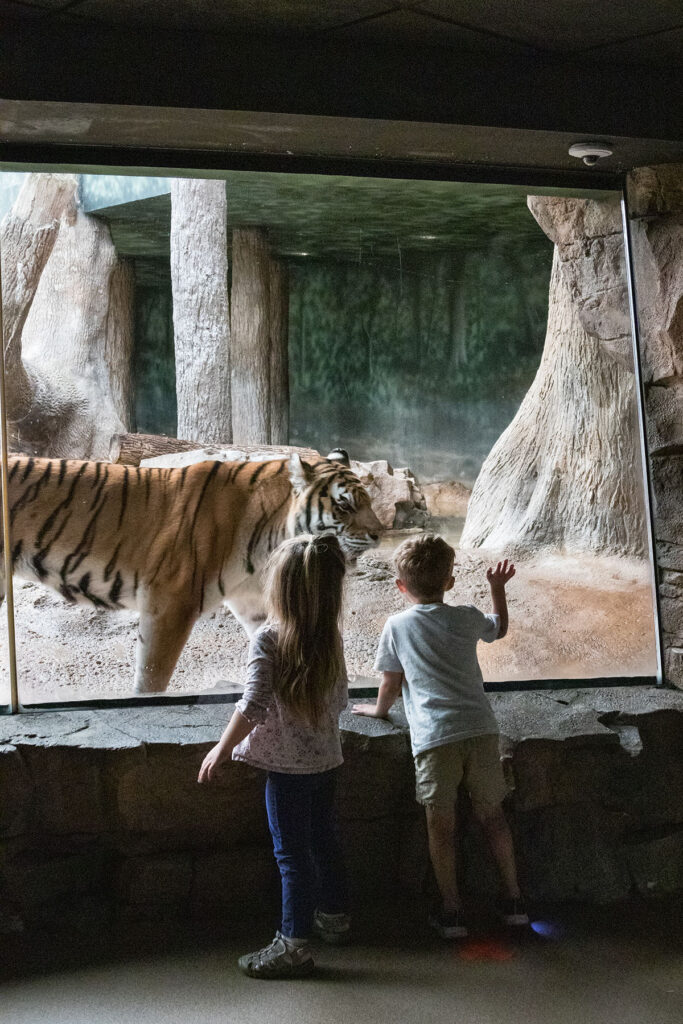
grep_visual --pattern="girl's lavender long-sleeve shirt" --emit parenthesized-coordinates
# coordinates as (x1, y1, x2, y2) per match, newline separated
(233, 624, 349, 774)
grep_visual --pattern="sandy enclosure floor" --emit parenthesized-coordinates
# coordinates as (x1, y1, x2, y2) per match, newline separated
(0, 538, 658, 704)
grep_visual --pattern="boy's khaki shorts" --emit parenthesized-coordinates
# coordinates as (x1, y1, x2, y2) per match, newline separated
(414, 734, 508, 812)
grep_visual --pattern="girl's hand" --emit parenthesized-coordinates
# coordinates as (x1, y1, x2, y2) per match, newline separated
(486, 559, 515, 589)
(198, 743, 230, 784)
(352, 703, 387, 719)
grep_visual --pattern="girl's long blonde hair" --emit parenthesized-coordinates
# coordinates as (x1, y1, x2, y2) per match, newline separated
(264, 533, 346, 726)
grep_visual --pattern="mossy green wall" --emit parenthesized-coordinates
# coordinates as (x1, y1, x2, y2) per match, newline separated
(131, 235, 552, 482)
(288, 240, 552, 481)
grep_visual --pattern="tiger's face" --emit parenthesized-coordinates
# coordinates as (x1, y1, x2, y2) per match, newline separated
(288, 452, 382, 559)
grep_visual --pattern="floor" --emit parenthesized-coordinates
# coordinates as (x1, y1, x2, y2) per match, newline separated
(1, 897, 681, 1024)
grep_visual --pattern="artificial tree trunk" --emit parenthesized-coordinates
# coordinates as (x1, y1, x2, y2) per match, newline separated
(269, 257, 289, 443)
(230, 227, 271, 444)
(3, 173, 134, 459)
(170, 178, 231, 443)
(460, 201, 647, 558)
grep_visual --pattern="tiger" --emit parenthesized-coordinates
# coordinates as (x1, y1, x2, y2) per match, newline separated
(1, 449, 382, 693)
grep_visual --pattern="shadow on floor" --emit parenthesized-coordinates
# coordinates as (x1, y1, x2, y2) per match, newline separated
(1, 895, 681, 1024)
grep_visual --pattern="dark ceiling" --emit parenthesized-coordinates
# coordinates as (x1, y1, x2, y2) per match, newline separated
(2, 0, 682, 65)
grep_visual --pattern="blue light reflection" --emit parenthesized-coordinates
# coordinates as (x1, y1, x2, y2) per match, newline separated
(530, 919, 565, 940)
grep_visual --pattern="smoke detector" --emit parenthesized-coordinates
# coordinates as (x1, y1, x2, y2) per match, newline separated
(568, 142, 613, 167)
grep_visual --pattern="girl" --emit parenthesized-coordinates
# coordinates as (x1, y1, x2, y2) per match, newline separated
(198, 533, 350, 979)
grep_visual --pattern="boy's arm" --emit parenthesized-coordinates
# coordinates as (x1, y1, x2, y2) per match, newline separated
(486, 559, 515, 639)
(352, 671, 403, 719)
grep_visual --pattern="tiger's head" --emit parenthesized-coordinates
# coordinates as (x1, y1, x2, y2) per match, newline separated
(287, 451, 382, 560)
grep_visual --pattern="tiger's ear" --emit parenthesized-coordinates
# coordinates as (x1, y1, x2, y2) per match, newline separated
(326, 447, 350, 468)
(288, 453, 315, 495)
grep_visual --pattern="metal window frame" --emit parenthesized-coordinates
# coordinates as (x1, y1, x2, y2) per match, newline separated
(0, 146, 664, 714)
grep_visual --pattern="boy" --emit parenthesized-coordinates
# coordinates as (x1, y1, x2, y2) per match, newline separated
(353, 533, 527, 938)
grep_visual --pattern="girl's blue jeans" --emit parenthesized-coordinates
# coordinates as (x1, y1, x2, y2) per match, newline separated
(265, 768, 349, 940)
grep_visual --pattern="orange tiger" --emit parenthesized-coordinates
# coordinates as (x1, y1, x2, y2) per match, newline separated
(1, 451, 382, 692)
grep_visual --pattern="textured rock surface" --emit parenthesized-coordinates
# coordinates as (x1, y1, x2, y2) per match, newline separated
(3, 173, 133, 458)
(171, 178, 231, 444)
(1, 687, 681, 927)
(627, 164, 683, 688)
(527, 196, 632, 369)
(349, 459, 427, 530)
(460, 248, 646, 557)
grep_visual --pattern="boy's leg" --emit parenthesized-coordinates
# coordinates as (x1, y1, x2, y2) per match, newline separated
(472, 804, 522, 900)
(424, 803, 460, 912)
(309, 769, 349, 915)
(463, 734, 523, 900)
(265, 772, 316, 940)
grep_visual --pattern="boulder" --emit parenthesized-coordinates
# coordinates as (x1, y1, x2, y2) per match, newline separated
(350, 459, 427, 530)
(422, 480, 471, 518)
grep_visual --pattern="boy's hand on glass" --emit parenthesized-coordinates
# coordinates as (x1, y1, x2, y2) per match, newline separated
(198, 743, 230, 784)
(486, 559, 515, 589)
(352, 703, 387, 718)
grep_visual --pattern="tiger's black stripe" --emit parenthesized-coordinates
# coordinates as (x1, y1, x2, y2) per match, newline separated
(189, 461, 221, 534)
(59, 497, 107, 581)
(104, 541, 122, 582)
(58, 460, 68, 486)
(249, 462, 268, 486)
(36, 463, 87, 548)
(118, 467, 129, 529)
(10, 461, 53, 522)
(90, 463, 109, 511)
(77, 572, 111, 609)
(109, 571, 124, 606)
(21, 458, 35, 482)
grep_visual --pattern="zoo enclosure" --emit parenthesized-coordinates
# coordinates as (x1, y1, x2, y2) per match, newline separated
(0, 153, 669, 713)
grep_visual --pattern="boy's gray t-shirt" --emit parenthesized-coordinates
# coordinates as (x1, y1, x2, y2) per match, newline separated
(374, 603, 500, 755)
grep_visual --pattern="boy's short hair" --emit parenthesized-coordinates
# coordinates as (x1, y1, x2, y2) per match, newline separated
(393, 533, 455, 598)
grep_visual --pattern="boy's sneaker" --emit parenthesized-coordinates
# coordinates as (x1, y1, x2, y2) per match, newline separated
(238, 932, 315, 979)
(428, 907, 468, 939)
(498, 897, 529, 927)
(313, 909, 352, 945)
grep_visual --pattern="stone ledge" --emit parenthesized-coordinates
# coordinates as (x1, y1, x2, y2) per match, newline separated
(3, 686, 681, 752)
(1, 686, 682, 928)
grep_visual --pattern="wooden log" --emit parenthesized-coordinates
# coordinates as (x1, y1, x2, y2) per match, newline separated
(110, 431, 319, 466)
(109, 432, 204, 465)
(171, 178, 231, 443)
(269, 257, 290, 444)
(230, 227, 271, 444)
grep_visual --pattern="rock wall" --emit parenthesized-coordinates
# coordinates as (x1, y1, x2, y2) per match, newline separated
(1, 688, 681, 931)
(627, 164, 683, 689)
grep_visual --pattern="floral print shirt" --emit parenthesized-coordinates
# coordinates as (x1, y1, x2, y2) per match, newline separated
(233, 624, 348, 774)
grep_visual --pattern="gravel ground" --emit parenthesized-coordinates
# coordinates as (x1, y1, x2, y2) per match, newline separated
(0, 539, 657, 704)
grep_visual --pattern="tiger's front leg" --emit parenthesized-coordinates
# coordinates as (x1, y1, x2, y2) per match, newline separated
(224, 575, 268, 637)
(134, 596, 199, 694)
